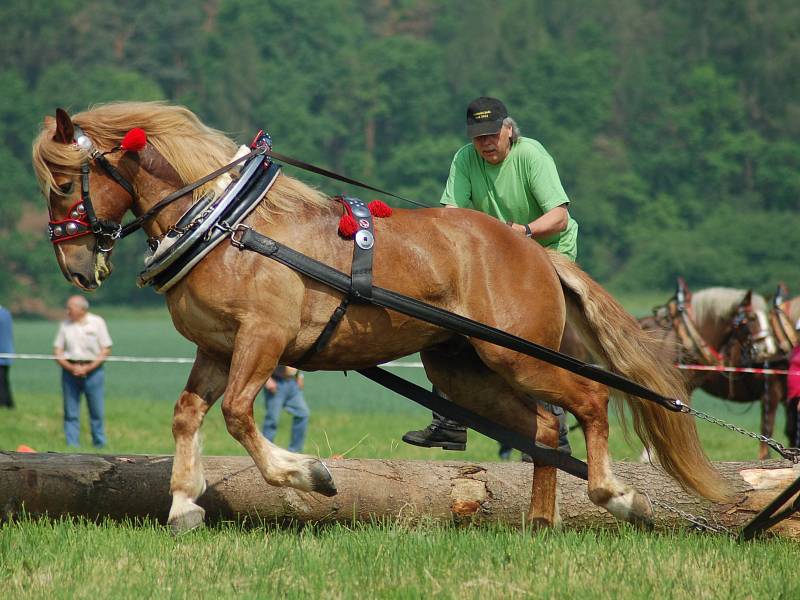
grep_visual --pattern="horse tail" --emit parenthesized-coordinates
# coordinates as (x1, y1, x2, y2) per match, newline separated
(547, 251, 730, 502)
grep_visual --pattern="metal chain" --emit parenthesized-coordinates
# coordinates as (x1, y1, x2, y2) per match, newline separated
(166, 196, 220, 237)
(674, 401, 800, 462)
(646, 494, 733, 536)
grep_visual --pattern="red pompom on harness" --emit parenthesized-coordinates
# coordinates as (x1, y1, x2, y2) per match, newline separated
(120, 128, 147, 152)
(336, 198, 393, 238)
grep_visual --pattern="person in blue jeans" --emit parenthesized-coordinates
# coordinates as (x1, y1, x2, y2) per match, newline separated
(261, 366, 309, 453)
(0, 304, 14, 409)
(53, 296, 112, 448)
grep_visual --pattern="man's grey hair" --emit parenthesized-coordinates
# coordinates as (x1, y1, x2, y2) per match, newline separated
(504, 117, 520, 143)
(68, 295, 89, 310)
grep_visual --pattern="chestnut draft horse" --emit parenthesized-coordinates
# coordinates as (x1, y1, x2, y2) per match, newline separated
(640, 286, 783, 459)
(32, 102, 728, 533)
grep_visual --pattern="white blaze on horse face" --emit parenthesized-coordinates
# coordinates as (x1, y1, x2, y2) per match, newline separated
(753, 310, 777, 358)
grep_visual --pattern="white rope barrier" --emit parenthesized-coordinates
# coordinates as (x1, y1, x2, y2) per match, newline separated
(676, 363, 800, 376)
(0, 353, 423, 368)
(7, 353, 798, 375)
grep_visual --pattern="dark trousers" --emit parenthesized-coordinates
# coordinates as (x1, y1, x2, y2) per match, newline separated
(432, 387, 571, 454)
(0, 365, 13, 408)
(787, 397, 800, 448)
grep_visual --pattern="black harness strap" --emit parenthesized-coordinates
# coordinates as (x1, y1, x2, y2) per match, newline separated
(296, 196, 375, 366)
(338, 196, 375, 300)
(359, 366, 589, 479)
(232, 227, 686, 411)
(295, 296, 352, 367)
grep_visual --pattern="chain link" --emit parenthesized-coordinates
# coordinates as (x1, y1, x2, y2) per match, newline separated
(646, 494, 733, 536)
(676, 403, 800, 462)
(166, 196, 220, 237)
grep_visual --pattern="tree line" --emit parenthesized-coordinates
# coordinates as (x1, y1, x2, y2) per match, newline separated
(2, 0, 799, 313)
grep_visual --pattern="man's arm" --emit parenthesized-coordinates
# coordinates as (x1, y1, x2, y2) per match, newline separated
(440, 150, 472, 208)
(54, 346, 77, 375)
(509, 204, 569, 239)
(73, 346, 110, 377)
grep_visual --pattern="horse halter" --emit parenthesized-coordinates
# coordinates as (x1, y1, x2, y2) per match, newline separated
(48, 124, 136, 251)
(730, 302, 774, 363)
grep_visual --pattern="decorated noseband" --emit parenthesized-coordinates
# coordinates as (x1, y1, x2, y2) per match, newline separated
(48, 198, 92, 243)
(48, 126, 146, 247)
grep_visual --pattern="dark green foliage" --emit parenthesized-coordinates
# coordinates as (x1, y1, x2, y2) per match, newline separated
(3, 0, 800, 310)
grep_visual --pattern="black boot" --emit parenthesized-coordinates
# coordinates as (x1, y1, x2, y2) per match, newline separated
(402, 412, 467, 451)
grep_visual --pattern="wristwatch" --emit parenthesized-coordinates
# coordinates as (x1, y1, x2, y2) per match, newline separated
(524, 223, 533, 238)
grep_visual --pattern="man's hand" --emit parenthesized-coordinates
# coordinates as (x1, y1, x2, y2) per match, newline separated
(509, 222, 532, 237)
(265, 377, 278, 393)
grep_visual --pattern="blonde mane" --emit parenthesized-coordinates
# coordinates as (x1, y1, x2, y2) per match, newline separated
(32, 101, 330, 218)
(691, 287, 767, 328)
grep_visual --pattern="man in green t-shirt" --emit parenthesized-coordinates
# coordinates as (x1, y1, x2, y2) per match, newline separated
(402, 97, 577, 457)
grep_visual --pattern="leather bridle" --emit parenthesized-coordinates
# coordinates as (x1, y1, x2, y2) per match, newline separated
(47, 124, 134, 251)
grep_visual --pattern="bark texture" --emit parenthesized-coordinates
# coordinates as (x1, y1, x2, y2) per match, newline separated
(1, 452, 799, 538)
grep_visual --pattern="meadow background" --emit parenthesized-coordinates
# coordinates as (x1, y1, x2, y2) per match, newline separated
(2, 303, 799, 599)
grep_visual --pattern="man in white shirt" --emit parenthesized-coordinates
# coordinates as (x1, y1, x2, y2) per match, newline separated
(53, 295, 112, 448)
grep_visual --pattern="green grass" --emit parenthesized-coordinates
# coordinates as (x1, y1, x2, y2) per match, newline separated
(2, 517, 799, 599)
(2, 308, 798, 599)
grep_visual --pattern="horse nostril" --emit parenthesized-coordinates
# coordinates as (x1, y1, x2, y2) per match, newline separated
(71, 272, 97, 290)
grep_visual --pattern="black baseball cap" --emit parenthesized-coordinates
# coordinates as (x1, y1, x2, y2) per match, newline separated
(466, 97, 508, 138)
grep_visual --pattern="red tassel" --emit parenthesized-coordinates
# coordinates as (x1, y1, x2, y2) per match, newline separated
(338, 214, 359, 238)
(120, 128, 147, 152)
(368, 200, 392, 217)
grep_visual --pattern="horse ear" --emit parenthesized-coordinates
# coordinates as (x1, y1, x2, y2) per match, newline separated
(676, 277, 692, 301)
(53, 108, 74, 144)
(742, 290, 752, 307)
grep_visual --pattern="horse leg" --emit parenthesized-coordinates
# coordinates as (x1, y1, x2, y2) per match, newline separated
(220, 330, 336, 497)
(759, 377, 782, 460)
(421, 344, 560, 528)
(473, 341, 654, 527)
(528, 402, 561, 528)
(168, 350, 228, 533)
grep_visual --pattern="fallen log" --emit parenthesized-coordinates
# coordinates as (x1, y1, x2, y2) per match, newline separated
(1, 451, 799, 538)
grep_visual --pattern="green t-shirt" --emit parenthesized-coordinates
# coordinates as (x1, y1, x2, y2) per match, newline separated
(440, 137, 578, 260)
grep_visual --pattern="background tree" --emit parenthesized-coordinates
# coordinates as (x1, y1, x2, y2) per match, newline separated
(3, 0, 798, 312)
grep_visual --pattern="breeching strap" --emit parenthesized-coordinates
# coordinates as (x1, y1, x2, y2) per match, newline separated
(233, 227, 687, 413)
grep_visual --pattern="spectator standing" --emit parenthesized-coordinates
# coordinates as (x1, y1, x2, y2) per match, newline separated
(0, 304, 14, 409)
(261, 365, 309, 453)
(53, 296, 112, 448)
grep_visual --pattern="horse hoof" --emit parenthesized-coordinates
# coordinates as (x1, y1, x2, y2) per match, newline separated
(168, 505, 206, 536)
(628, 492, 654, 530)
(309, 460, 337, 497)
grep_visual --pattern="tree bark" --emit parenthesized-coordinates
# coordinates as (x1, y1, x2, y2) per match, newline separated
(2, 451, 799, 538)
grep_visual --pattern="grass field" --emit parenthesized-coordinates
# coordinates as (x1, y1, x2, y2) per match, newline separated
(2, 305, 799, 599)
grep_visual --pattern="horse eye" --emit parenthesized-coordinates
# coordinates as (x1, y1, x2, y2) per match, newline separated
(59, 181, 75, 194)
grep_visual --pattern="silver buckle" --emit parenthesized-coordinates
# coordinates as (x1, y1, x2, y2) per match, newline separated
(230, 224, 251, 249)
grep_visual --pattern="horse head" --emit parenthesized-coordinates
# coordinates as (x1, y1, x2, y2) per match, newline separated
(728, 290, 778, 363)
(33, 108, 140, 290)
(34, 104, 206, 291)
